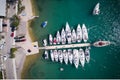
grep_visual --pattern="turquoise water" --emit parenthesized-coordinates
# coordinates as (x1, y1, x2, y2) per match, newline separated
(28, 0, 120, 79)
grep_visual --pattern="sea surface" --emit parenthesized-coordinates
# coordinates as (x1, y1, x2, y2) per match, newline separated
(28, 0, 120, 79)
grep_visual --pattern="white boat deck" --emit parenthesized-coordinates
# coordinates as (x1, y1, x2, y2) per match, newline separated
(39, 43, 91, 50)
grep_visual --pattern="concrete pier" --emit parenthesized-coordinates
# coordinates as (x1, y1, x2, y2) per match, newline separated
(39, 43, 91, 50)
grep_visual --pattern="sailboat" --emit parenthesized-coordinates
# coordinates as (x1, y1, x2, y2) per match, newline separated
(56, 31, 61, 44)
(49, 34, 53, 45)
(65, 22, 72, 44)
(85, 47, 90, 63)
(93, 3, 100, 15)
(68, 49, 73, 64)
(79, 48, 85, 67)
(73, 49, 79, 69)
(76, 24, 82, 42)
(82, 24, 88, 43)
(71, 29, 77, 43)
(61, 28, 66, 44)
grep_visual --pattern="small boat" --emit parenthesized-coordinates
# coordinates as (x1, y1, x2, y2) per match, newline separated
(65, 22, 72, 44)
(53, 37, 57, 45)
(73, 49, 79, 69)
(56, 31, 61, 44)
(71, 29, 77, 43)
(63, 50, 68, 65)
(85, 48, 90, 63)
(43, 39, 47, 46)
(54, 50, 58, 62)
(68, 49, 73, 64)
(76, 24, 82, 42)
(49, 34, 53, 45)
(79, 48, 85, 67)
(93, 40, 111, 47)
(50, 50, 54, 62)
(61, 28, 66, 44)
(93, 3, 100, 15)
(82, 24, 88, 42)
(41, 21, 48, 28)
(58, 50, 63, 63)
(44, 51, 49, 59)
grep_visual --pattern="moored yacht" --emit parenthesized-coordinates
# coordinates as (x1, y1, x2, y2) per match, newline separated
(50, 50, 54, 62)
(41, 21, 48, 28)
(54, 50, 58, 62)
(63, 50, 68, 65)
(53, 37, 57, 45)
(61, 28, 66, 44)
(85, 47, 90, 63)
(65, 22, 72, 44)
(44, 50, 49, 59)
(43, 39, 47, 46)
(49, 34, 53, 45)
(56, 31, 61, 44)
(82, 24, 88, 43)
(93, 3, 100, 15)
(76, 24, 82, 42)
(73, 49, 79, 69)
(71, 29, 77, 43)
(79, 48, 85, 67)
(68, 49, 73, 64)
(58, 50, 63, 63)
(93, 40, 111, 47)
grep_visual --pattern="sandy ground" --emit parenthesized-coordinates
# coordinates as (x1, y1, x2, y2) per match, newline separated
(16, 0, 39, 55)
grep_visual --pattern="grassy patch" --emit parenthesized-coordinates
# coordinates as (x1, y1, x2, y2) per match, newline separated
(10, 48, 17, 58)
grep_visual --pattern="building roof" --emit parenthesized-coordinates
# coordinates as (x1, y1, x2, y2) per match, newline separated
(0, 0, 6, 17)
(0, 19, 3, 32)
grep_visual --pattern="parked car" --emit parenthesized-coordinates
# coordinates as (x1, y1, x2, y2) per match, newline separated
(14, 36, 25, 39)
(11, 26, 17, 32)
(10, 32, 14, 37)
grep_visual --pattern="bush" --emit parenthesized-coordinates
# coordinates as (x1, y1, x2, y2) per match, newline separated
(11, 15, 20, 28)
(10, 48, 17, 58)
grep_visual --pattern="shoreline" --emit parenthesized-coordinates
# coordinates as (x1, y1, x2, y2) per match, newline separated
(20, 0, 40, 79)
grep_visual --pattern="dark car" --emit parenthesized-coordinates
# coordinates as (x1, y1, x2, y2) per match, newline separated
(11, 26, 17, 32)
(14, 36, 25, 39)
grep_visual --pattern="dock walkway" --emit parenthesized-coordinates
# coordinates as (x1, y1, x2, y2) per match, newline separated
(39, 43, 91, 50)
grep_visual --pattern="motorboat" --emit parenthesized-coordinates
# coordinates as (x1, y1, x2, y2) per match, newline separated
(79, 48, 85, 67)
(63, 50, 68, 65)
(71, 29, 77, 43)
(85, 47, 90, 63)
(50, 50, 54, 62)
(76, 24, 82, 42)
(73, 49, 79, 69)
(93, 40, 111, 47)
(68, 49, 73, 64)
(61, 28, 66, 44)
(56, 31, 61, 44)
(43, 39, 47, 46)
(58, 50, 63, 63)
(44, 50, 49, 59)
(41, 21, 48, 28)
(93, 3, 100, 15)
(54, 50, 58, 62)
(53, 37, 57, 45)
(49, 34, 53, 45)
(65, 22, 72, 44)
(82, 24, 88, 42)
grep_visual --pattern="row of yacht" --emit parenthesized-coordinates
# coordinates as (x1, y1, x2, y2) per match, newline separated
(43, 22, 88, 46)
(44, 47, 90, 68)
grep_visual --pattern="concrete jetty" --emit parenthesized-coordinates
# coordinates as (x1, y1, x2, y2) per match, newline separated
(39, 43, 91, 50)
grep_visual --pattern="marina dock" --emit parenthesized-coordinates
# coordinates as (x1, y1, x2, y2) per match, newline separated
(39, 43, 91, 50)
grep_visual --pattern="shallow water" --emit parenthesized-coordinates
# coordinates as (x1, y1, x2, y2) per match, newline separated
(28, 0, 120, 79)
